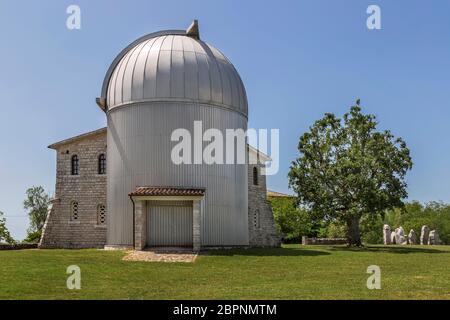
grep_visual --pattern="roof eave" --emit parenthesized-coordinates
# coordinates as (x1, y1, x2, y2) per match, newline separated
(248, 144, 272, 162)
(48, 127, 107, 150)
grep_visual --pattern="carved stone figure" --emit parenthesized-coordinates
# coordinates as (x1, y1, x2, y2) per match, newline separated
(408, 229, 417, 245)
(428, 230, 441, 245)
(397, 226, 408, 245)
(420, 225, 429, 245)
(383, 224, 391, 245)
(390, 231, 397, 244)
(396, 227, 407, 245)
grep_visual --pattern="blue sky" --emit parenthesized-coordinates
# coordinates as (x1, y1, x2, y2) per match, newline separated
(0, 0, 449, 239)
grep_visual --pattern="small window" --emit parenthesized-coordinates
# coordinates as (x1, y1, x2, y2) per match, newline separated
(70, 201, 79, 221)
(98, 154, 106, 175)
(253, 209, 260, 229)
(97, 204, 106, 225)
(253, 166, 258, 185)
(71, 155, 79, 175)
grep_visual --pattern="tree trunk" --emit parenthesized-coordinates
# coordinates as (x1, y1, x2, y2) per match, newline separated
(346, 216, 362, 246)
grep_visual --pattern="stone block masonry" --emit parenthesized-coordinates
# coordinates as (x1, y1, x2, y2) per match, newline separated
(248, 164, 281, 247)
(39, 130, 107, 248)
(133, 200, 147, 250)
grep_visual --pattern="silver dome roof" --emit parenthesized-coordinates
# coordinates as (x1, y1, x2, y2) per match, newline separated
(99, 23, 248, 116)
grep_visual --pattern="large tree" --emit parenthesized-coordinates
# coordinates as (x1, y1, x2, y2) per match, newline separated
(23, 186, 50, 241)
(288, 100, 412, 246)
(0, 211, 15, 244)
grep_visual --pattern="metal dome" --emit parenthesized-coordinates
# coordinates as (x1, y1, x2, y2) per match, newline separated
(98, 22, 248, 116)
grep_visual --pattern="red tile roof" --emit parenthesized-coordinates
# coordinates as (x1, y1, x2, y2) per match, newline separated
(129, 186, 206, 197)
(267, 190, 295, 198)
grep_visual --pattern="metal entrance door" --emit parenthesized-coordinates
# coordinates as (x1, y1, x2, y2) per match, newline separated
(146, 201, 193, 246)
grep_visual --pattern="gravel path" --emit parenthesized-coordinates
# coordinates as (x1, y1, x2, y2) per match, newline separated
(123, 250, 198, 263)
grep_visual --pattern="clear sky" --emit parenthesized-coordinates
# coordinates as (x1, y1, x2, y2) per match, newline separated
(0, 0, 449, 240)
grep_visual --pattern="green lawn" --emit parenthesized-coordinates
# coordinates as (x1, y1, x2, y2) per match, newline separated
(1, 244, 449, 299)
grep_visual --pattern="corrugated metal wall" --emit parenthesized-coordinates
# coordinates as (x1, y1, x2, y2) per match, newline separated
(106, 102, 249, 247)
(147, 201, 193, 246)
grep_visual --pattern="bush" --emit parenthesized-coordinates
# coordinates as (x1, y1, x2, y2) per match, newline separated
(0, 211, 15, 244)
(395, 202, 450, 244)
(22, 230, 42, 244)
(360, 201, 450, 244)
(325, 220, 347, 238)
(360, 214, 384, 244)
(270, 197, 312, 242)
(270, 198, 450, 245)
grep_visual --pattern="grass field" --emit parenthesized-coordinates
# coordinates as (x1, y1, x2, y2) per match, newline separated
(0, 244, 449, 299)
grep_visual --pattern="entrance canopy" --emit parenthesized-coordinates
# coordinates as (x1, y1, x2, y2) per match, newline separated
(129, 187, 205, 251)
(130, 186, 205, 199)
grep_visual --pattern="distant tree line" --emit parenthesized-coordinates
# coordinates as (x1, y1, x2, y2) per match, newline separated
(271, 198, 450, 245)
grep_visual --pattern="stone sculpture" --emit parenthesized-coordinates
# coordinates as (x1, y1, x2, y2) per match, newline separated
(396, 227, 407, 245)
(428, 230, 441, 245)
(420, 225, 429, 245)
(408, 229, 417, 245)
(383, 224, 391, 245)
(382, 226, 440, 246)
(390, 231, 396, 244)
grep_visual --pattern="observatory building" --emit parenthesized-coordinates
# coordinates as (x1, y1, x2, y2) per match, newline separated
(40, 21, 280, 250)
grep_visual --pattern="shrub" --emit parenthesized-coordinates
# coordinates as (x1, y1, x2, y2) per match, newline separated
(22, 230, 42, 244)
(270, 197, 312, 242)
(360, 201, 450, 244)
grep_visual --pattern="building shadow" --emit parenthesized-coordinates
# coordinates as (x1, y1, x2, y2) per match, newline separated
(327, 245, 447, 254)
(204, 247, 330, 257)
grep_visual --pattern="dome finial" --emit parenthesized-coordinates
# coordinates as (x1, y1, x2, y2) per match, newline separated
(186, 20, 200, 40)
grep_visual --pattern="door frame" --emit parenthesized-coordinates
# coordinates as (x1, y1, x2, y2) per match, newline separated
(130, 195, 203, 251)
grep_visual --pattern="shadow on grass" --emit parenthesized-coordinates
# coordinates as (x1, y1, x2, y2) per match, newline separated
(205, 247, 330, 257)
(327, 245, 447, 254)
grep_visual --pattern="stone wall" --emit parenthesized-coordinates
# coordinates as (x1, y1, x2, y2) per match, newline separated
(0, 243, 38, 250)
(39, 131, 107, 248)
(302, 237, 347, 245)
(248, 164, 281, 247)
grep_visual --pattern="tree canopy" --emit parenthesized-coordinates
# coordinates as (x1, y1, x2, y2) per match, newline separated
(288, 100, 413, 246)
(269, 197, 312, 242)
(23, 186, 50, 242)
(0, 211, 15, 244)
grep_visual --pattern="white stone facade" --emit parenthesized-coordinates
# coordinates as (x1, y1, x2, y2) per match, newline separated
(40, 129, 107, 248)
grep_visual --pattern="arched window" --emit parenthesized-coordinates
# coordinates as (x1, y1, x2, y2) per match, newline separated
(253, 209, 260, 229)
(71, 155, 79, 175)
(97, 204, 106, 225)
(70, 201, 79, 221)
(98, 154, 106, 175)
(253, 166, 258, 185)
